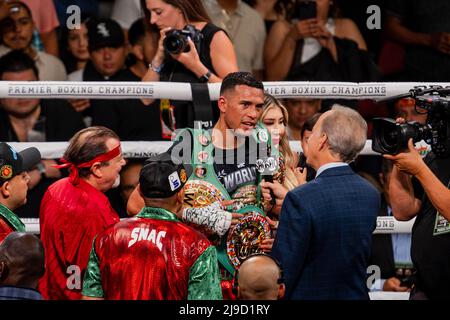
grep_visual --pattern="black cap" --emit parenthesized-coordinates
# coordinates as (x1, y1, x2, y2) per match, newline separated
(139, 152, 192, 198)
(0, 142, 41, 185)
(87, 18, 125, 52)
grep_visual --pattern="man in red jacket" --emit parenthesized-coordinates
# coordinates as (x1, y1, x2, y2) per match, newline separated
(82, 152, 222, 300)
(39, 126, 125, 300)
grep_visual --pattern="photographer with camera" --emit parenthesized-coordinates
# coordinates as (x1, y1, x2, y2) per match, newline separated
(381, 116, 450, 299)
(140, 0, 238, 129)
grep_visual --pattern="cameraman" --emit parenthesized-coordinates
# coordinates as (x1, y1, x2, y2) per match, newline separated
(385, 126, 450, 300)
(140, 0, 238, 129)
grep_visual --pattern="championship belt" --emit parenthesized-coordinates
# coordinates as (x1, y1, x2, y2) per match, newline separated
(225, 205, 272, 270)
(179, 128, 230, 245)
(175, 124, 278, 276)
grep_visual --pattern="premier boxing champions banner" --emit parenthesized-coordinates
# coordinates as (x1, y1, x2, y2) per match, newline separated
(1, 81, 450, 101)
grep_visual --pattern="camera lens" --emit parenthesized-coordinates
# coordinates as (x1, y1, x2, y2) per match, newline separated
(381, 129, 398, 150)
(164, 36, 183, 54)
(372, 118, 400, 154)
(372, 118, 433, 155)
(163, 31, 190, 55)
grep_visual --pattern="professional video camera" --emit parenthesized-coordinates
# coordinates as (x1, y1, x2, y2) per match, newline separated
(163, 25, 203, 55)
(372, 86, 450, 157)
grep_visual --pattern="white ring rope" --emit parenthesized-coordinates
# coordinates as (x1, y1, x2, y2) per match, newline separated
(1, 81, 449, 100)
(22, 216, 414, 235)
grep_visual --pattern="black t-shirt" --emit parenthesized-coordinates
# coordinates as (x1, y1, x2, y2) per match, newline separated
(170, 130, 267, 199)
(411, 153, 450, 299)
(213, 138, 259, 196)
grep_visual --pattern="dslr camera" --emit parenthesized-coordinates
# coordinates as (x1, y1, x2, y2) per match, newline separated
(372, 87, 450, 158)
(163, 25, 203, 55)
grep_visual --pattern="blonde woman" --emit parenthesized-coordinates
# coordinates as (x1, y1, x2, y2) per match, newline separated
(260, 93, 306, 192)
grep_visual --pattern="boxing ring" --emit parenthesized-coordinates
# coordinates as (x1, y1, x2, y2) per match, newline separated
(3, 79, 438, 234)
(5, 80, 442, 300)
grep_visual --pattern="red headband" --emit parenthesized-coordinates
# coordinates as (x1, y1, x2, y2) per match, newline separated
(54, 145, 122, 184)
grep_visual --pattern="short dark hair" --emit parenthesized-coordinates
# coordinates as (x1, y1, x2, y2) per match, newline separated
(220, 72, 264, 95)
(0, 50, 39, 80)
(300, 112, 321, 138)
(128, 18, 146, 46)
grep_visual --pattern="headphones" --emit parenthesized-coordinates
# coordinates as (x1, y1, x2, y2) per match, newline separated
(232, 253, 285, 297)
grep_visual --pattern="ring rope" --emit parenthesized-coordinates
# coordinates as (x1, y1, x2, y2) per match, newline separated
(1, 81, 449, 100)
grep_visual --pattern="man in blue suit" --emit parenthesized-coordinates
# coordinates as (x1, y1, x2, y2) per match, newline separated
(271, 105, 380, 300)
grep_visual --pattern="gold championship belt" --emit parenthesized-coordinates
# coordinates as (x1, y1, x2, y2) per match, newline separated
(183, 180, 226, 208)
(226, 206, 272, 269)
(183, 179, 227, 244)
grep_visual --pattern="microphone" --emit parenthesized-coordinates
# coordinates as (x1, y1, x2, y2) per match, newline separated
(257, 156, 278, 207)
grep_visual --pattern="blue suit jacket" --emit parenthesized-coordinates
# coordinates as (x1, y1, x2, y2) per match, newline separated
(272, 165, 380, 300)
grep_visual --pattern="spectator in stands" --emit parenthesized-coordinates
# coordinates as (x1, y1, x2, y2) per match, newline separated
(141, 0, 238, 129)
(59, 15, 91, 74)
(285, 98, 322, 141)
(369, 159, 414, 292)
(68, 18, 128, 82)
(21, 0, 59, 56)
(0, 232, 45, 300)
(0, 143, 40, 243)
(69, 18, 163, 141)
(127, 18, 159, 79)
(82, 152, 222, 300)
(111, 0, 142, 31)
(119, 160, 144, 207)
(0, 50, 85, 219)
(39, 126, 125, 300)
(67, 17, 128, 123)
(298, 112, 320, 180)
(264, 0, 377, 82)
(202, 0, 266, 78)
(0, 1, 66, 80)
(235, 253, 285, 300)
(385, 0, 450, 81)
(243, 0, 289, 34)
(108, 159, 144, 218)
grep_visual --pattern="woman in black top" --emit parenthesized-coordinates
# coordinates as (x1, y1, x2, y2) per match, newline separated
(140, 0, 238, 129)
